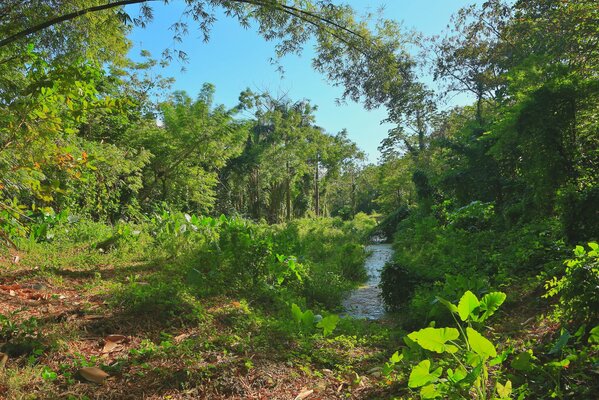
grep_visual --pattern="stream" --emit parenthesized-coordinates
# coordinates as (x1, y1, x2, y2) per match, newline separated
(342, 243, 394, 320)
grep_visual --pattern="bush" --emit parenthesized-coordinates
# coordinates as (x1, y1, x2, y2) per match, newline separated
(544, 242, 599, 326)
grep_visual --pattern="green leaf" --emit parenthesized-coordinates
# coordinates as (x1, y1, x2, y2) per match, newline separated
(389, 351, 403, 364)
(316, 314, 339, 337)
(408, 360, 442, 388)
(466, 327, 496, 358)
(479, 292, 506, 321)
(548, 330, 571, 355)
(420, 383, 441, 399)
(458, 291, 480, 321)
(435, 296, 458, 314)
(496, 380, 512, 399)
(545, 358, 570, 369)
(301, 309, 315, 329)
(489, 349, 511, 366)
(447, 366, 467, 383)
(588, 325, 599, 344)
(511, 350, 534, 371)
(291, 303, 302, 324)
(408, 327, 460, 354)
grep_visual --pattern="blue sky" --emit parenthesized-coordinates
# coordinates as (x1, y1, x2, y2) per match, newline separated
(126, 1, 480, 163)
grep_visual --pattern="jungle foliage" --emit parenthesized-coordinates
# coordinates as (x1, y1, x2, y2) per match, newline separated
(0, 0, 598, 399)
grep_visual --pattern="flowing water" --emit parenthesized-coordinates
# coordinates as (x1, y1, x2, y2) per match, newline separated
(342, 243, 394, 319)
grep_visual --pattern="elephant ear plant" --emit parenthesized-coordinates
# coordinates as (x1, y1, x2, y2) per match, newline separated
(403, 290, 511, 399)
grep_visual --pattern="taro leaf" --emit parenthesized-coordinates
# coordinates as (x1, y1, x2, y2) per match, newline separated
(489, 349, 511, 366)
(291, 303, 303, 325)
(548, 330, 571, 355)
(479, 292, 506, 322)
(467, 327, 497, 358)
(79, 367, 109, 384)
(588, 325, 599, 344)
(511, 350, 534, 371)
(408, 360, 442, 388)
(458, 291, 480, 322)
(408, 327, 459, 354)
(420, 383, 441, 399)
(301, 309, 315, 329)
(447, 366, 467, 383)
(316, 315, 339, 337)
(435, 296, 458, 314)
(496, 380, 512, 399)
(389, 351, 403, 364)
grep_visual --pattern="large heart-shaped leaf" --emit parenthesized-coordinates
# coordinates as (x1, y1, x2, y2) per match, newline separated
(479, 292, 506, 321)
(316, 314, 339, 337)
(467, 327, 496, 358)
(408, 360, 442, 388)
(291, 303, 303, 324)
(496, 380, 512, 399)
(408, 327, 459, 354)
(458, 291, 480, 321)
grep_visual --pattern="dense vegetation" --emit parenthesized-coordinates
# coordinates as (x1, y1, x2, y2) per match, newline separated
(0, 0, 597, 399)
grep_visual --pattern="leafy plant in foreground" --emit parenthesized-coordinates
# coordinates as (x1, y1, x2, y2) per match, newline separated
(403, 290, 509, 399)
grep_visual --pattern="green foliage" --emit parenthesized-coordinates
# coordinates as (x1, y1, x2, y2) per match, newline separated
(544, 242, 599, 325)
(290, 303, 339, 337)
(400, 291, 508, 399)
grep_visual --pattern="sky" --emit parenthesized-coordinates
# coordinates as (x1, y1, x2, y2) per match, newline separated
(125, 1, 480, 163)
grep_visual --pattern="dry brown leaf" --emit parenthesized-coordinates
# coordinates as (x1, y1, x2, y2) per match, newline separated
(79, 367, 109, 384)
(174, 333, 190, 343)
(105, 334, 127, 344)
(0, 353, 8, 369)
(83, 315, 103, 320)
(294, 389, 314, 400)
(101, 341, 120, 354)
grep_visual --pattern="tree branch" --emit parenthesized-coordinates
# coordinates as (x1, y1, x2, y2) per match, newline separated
(0, 0, 368, 51)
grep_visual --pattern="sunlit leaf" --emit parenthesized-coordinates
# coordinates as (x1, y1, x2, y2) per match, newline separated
(466, 327, 496, 358)
(408, 360, 442, 388)
(408, 327, 460, 354)
(458, 290, 480, 321)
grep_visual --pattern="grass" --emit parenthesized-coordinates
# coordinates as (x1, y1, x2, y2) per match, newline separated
(0, 215, 403, 399)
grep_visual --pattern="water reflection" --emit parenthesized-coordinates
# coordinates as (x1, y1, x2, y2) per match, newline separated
(342, 243, 393, 320)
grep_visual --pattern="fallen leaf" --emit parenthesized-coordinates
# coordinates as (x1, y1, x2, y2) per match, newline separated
(79, 367, 109, 384)
(294, 389, 314, 400)
(8, 290, 15, 297)
(105, 334, 127, 344)
(101, 341, 120, 354)
(12, 256, 19, 264)
(0, 353, 8, 369)
(174, 333, 190, 343)
(83, 315, 104, 320)
(0, 284, 21, 291)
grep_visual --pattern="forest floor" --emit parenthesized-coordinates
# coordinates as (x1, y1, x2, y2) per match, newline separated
(0, 247, 406, 400)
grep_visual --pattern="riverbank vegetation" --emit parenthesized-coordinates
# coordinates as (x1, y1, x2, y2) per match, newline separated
(1, 0, 598, 399)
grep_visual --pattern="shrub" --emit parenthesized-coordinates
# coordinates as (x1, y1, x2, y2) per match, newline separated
(544, 242, 599, 325)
